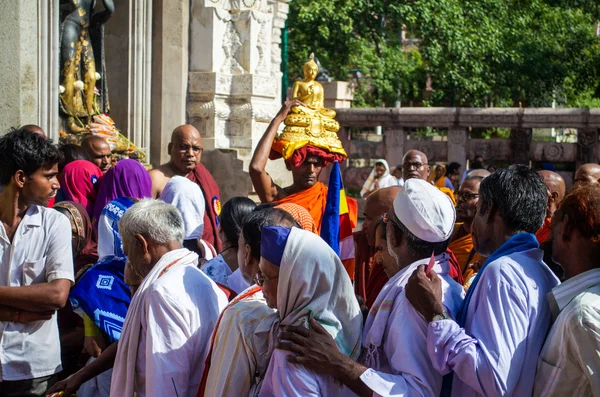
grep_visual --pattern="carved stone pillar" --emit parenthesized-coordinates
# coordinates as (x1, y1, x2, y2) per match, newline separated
(576, 128, 599, 168)
(509, 128, 533, 165)
(384, 128, 406, 169)
(448, 127, 468, 168)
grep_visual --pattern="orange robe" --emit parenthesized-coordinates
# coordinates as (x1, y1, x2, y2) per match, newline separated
(438, 186, 457, 206)
(448, 224, 484, 283)
(275, 181, 358, 279)
(535, 217, 552, 244)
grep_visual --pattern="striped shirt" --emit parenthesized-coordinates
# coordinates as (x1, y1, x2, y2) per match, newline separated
(533, 268, 600, 397)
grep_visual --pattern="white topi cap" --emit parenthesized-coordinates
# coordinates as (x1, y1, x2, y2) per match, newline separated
(392, 178, 456, 243)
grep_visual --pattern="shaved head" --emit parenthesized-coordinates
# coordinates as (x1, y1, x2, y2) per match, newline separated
(402, 150, 430, 181)
(573, 163, 600, 191)
(363, 186, 402, 247)
(468, 169, 491, 178)
(82, 135, 112, 173)
(168, 124, 203, 175)
(539, 170, 566, 218)
(21, 124, 46, 139)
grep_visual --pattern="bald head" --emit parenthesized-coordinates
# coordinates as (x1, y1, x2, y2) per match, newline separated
(574, 163, 600, 191)
(363, 186, 402, 247)
(402, 150, 430, 181)
(168, 124, 203, 175)
(539, 170, 566, 218)
(82, 135, 112, 173)
(468, 169, 491, 178)
(21, 124, 46, 139)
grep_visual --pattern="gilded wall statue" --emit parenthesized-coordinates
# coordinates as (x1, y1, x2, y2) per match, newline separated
(59, 0, 114, 133)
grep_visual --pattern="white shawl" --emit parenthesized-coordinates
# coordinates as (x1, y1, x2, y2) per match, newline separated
(160, 176, 205, 240)
(275, 227, 362, 359)
(110, 248, 199, 397)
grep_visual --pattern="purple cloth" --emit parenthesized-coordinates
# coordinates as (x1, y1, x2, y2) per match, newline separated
(92, 159, 152, 226)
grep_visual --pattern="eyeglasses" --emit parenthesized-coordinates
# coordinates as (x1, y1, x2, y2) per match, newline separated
(457, 192, 480, 202)
(254, 271, 279, 287)
(179, 144, 203, 154)
(402, 162, 428, 170)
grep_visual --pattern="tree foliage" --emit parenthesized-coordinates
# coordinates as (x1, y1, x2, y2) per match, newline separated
(287, 0, 600, 107)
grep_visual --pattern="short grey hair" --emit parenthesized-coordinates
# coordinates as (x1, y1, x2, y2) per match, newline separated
(119, 199, 185, 249)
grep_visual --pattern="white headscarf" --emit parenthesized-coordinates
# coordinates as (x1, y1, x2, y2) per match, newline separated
(160, 176, 205, 240)
(275, 227, 362, 359)
(361, 159, 392, 197)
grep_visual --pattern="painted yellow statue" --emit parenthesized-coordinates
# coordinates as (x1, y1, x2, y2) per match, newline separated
(273, 53, 345, 161)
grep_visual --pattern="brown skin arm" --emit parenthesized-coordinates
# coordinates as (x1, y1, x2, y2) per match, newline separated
(0, 279, 71, 312)
(277, 318, 373, 397)
(405, 265, 445, 321)
(249, 99, 305, 203)
(46, 341, 119, 397)
(0, 304, 54, 322)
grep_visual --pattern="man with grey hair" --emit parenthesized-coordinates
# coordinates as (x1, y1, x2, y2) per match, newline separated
(110, 199, 228, 397)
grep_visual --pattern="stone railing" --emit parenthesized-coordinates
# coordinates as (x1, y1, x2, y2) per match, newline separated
(335, 107, 600, 190)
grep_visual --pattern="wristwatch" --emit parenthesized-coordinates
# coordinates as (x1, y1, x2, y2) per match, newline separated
(431, 312, 450, 322)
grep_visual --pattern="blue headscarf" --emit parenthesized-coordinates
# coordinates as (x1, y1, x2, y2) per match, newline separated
(260, 226, 292, 266)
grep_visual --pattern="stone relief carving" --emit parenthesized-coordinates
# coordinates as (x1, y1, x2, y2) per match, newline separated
(221, 22, 245, 75)
(256, 18, 270, 74)
(578, 128, 597, 147)
(543, 143, 563, 162)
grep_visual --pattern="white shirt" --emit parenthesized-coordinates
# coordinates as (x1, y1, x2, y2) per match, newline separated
(359, 256, 465, 397)
(427, 248, 559, 397)
(533, 268, 600, 397)
(0, 205, 74, 381)
(260, 349, 349, 396)
(136, 264, 228, 396)
(378, 175, 399, 189)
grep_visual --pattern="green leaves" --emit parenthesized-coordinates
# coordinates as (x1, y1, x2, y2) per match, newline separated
(287, 0, 600, 108)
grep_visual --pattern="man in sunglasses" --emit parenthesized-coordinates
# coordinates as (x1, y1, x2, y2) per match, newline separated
(149, 124, 222, 251)
(448, 172, 490, 286)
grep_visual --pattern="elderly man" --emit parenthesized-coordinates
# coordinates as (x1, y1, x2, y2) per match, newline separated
(200, 208, 298, 396)
(276, 179, 464, 396)
(448, 172, 490, 283)
(0, 128, 73, 396)
(533, 185, 600, 397)
(406, 165, 560, 396)
(149, 125, 222, 251)
(110, 199, 227, 397)
(82, 135, 112, 174)
(355, 186, 401, 308)
(22, 124, 47, 139)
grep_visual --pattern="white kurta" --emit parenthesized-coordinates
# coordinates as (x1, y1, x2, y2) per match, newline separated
(359, 255, 465, 397)
(427, 248, 559, 397)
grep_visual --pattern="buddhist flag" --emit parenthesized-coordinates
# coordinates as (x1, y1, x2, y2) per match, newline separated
(321, 162, 357, 263)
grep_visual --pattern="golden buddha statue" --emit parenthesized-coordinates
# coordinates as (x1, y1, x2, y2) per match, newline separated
(280, 54, 340, 140)
(274, 54, 345, 161)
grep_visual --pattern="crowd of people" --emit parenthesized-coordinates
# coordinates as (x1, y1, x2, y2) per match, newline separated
(0, 100, 599, 397)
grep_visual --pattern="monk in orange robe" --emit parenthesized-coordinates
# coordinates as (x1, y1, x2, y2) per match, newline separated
(249, 100, 358, 277)
(536, 170, 565, 244)
(448, 172, 490, 284)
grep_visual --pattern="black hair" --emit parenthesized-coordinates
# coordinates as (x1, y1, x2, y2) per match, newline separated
(220, 197, 257, 246)
(478, 164, 547, 233)
(59, 144, 91, 172)
(375, 161, 385, 168)
(390, 212, 450, 257)
(0, 127, 62, 186)
(242, 208, 299, 261)
(446, 162, 461, 176)
(254, 202, 276, 212)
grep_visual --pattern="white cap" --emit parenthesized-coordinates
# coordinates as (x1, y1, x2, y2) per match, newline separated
(392, 178, 456, 243)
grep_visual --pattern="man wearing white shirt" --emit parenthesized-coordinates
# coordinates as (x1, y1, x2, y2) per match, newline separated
(110, 199, 228, 397)
(533, 184, 600, 397)
(406, 164, 559, 397)
(276, 178, 464, 396)
(0, 128, 74, 396)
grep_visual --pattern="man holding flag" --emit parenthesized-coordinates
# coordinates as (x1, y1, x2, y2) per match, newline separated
(250, 100, 357, 277)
